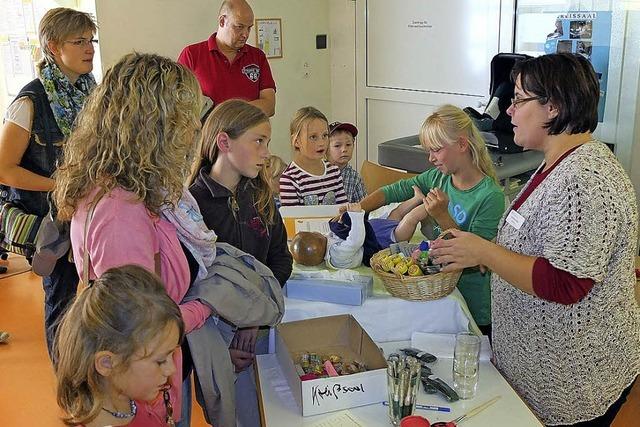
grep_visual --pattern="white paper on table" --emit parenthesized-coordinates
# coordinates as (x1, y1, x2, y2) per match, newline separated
(310, 411, 365, 427)
(411, 332, 493, 361)
(295, 218, 331, 234)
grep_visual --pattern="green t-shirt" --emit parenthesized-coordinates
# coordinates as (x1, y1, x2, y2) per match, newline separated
(381, 168, 505, 325)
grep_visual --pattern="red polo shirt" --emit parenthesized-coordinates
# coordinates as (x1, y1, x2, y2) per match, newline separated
(178, 33, 276, 105)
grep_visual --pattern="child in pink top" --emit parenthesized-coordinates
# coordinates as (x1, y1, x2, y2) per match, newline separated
(56, 265, 184, 427)
(70, 187, 210, 333)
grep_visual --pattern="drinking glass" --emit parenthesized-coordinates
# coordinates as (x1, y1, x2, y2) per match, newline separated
(452, 332, 481, 399)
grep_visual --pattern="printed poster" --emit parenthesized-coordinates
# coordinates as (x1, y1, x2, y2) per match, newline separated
(256, 19, 282, 59)
(544, 11, 612, 122)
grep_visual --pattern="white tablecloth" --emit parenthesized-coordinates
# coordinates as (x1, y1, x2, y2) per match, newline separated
(282, 288, 479, 343)
(256, 341, 543, 426)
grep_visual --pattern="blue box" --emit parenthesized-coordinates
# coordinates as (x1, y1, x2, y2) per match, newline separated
(284, 274, 373, 306)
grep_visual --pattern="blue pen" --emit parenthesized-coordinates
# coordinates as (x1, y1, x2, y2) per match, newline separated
(382, 401, 451, 413)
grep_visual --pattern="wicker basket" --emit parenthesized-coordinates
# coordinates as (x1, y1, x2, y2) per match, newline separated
(370, 230, 461, 301)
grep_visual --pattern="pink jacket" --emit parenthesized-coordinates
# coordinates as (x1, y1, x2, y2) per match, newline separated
(70, 187, 212, 424)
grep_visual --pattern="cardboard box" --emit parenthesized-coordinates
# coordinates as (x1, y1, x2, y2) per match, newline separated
(280, 205, 340, 238)
(275, 314, 387, 416)
(284, 273, 373, 306)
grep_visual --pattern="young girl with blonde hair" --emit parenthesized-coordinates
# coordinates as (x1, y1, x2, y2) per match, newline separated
(55, 265, 184, 427)
(279, 106, 348, 206)
(355, 104, 505, 333)
(189, 99, 291, 426)
(54, 52, 212, 424)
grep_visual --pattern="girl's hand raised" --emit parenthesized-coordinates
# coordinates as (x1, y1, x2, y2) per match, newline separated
(423, 188, 449, 221)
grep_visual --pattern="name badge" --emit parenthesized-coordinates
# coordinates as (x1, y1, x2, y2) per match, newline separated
(506, 209, 525, 230)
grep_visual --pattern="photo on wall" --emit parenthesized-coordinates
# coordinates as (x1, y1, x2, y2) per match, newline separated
(557, 40, 573, 53)
(577, 41, 592, 60)
(569, 20, 593, 39)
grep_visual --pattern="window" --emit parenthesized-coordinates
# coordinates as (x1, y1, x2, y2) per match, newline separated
(0, 0, 99, 114)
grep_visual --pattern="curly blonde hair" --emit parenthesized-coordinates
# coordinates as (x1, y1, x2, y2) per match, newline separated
(54, 53, 202, 220)
(193, 99, 276, 225)
(419, 104, 498, 183)
(55, 265, 184, 426)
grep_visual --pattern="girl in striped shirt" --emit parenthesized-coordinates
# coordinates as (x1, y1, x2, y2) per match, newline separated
(279, 107, 348, 206)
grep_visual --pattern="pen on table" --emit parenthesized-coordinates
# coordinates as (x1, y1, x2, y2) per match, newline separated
(382, 401, 451, 413)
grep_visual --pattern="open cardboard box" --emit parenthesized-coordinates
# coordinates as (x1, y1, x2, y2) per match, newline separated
(275, 314, 387, 416)
(279, 205, 340, 239)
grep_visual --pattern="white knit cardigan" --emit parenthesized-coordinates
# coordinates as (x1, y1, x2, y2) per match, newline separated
(491, 142, 640, 425)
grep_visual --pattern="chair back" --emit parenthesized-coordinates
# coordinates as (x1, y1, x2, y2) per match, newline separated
(360, 160, 417, 194)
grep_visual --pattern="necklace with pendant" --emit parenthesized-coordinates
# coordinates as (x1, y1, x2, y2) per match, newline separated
(102, 399, 137, 419)
(162, 386, 175, 426)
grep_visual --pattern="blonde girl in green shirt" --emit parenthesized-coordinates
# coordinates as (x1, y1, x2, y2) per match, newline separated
(353, 104, 505, 331)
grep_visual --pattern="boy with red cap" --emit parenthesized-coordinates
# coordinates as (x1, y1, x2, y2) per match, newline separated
(327, 121, 367, 202)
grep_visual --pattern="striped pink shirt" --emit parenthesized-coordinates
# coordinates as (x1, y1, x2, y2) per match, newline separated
(279, 160, 348, 206)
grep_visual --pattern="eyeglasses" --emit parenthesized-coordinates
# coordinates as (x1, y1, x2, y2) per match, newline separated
(64, 38, 98, 47)
(510, 95, 545, 109)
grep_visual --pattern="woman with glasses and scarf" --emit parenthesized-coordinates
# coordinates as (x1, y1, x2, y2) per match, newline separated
(430, 53, 639, 426)
(0, 8, 97, 358)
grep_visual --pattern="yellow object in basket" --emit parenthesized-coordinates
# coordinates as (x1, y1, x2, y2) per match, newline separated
(381, 257, 395, 272)
(391, 254, 404, 265)
(393, 261, 408, 275)
(407, 264, 422, 276)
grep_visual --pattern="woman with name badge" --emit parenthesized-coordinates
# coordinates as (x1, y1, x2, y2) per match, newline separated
(429, 53, 639, 426)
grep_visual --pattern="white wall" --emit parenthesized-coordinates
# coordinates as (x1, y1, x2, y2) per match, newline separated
(608, 8, 640, 204)
(92, 0, 332, 162)
(329, 0, 356, 125)
(354, 0, 510, 167)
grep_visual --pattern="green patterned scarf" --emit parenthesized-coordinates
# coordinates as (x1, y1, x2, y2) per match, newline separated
(37, 61, 96, 137)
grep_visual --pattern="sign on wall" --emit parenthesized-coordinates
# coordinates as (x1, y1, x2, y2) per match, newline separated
(256, 18, 283, 59)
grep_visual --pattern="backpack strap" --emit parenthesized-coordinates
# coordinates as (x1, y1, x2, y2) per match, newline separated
(82, 202, 97, 285)
(82, 201, 162, 284)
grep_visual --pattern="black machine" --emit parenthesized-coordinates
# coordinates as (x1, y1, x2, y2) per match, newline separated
(465, 53, 532, 154)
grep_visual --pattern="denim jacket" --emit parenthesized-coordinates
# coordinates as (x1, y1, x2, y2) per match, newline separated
(1, 79, 62, 216)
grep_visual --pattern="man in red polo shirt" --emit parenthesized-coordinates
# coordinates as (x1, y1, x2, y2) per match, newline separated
(178, 0, 276, 116)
